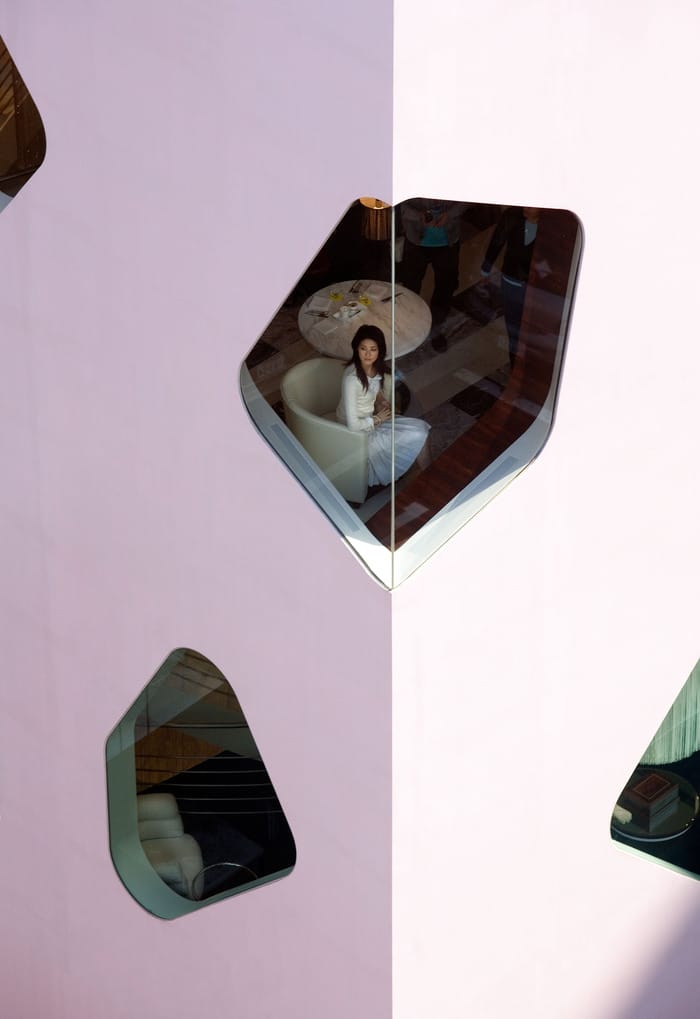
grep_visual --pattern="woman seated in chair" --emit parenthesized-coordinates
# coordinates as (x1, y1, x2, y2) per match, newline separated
(336, 325, 430, 488)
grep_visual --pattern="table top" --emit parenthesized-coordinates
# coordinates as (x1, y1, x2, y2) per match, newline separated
(298, 279, 432, 360)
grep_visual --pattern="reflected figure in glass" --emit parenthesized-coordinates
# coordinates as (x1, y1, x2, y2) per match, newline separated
(399, 198, 466, 346)
(336, 325, 430, 489)
(481, 206, 541, 367)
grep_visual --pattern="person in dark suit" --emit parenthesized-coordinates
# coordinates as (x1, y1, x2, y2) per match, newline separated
(481, 206, 540, 367)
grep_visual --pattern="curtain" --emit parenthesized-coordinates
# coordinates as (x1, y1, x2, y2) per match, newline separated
(640, 659, 700, 765)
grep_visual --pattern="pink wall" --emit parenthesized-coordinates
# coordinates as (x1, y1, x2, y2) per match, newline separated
(0, 2, 393, 1017)
(4, 0, 700, 1017)
(393, 2, 700, 1017)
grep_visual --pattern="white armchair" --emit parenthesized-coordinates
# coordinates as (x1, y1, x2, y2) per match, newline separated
(137, 793, 203, 899)
(281, 358, 369, 503)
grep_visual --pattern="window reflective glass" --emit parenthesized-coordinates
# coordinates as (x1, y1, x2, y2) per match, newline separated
(241, 198, 581, 587)
(0, 34, 46, 212)
(612, 659, 700, 879)
(106, 649, 296, 919)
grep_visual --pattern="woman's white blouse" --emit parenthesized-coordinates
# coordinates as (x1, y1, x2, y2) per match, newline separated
(336, 367, 392, 432)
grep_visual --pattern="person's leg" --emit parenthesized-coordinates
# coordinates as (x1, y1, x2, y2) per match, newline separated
(416, 433, 431, 469)
(431, 243, 459, 303)
(428, 243, 459, 326)
(392, 418, 431, 479)
(501, 278, 526, 366)
(400, 240, 429, 295)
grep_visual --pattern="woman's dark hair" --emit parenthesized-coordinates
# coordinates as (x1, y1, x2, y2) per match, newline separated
(347, 324, 390, 391)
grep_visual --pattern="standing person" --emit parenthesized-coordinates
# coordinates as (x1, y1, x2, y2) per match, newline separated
(336, 325, 430, 489)
(399, 199, 465, 348)
(481, 206, 540, 367)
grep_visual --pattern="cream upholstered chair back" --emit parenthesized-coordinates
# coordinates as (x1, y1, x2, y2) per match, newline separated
(137, 793, 203, 900)
(281, 358, 369, 503)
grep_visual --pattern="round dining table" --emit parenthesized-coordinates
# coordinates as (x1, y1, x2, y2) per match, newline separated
(298, 279, 432, 360)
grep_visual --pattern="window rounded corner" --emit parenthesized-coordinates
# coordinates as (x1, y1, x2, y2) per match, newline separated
(106, 648, 297, 919)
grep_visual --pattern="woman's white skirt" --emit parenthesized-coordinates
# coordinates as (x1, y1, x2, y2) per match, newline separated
(368, 418, 430, 487)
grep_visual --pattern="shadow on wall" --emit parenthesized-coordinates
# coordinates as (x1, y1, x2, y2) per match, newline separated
(610, 901, 700, 1019)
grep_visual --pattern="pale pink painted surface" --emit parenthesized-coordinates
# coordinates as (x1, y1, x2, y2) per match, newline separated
(0, 2, 393, 1017)
(5, 0, 700, 1017)
(393, 2, 700, 1018)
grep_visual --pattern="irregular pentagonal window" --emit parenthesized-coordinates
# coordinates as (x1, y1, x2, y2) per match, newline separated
(0, 34, 46, 211)
(106, 649, 296, 919)
(611, 658, 700, 876)
(241, 198, 581, 587)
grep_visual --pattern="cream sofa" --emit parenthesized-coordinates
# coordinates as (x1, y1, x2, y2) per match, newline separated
(281, 358, 369, 503)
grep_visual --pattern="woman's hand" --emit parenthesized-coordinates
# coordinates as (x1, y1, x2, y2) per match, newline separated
(373, 390, 391, 426)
